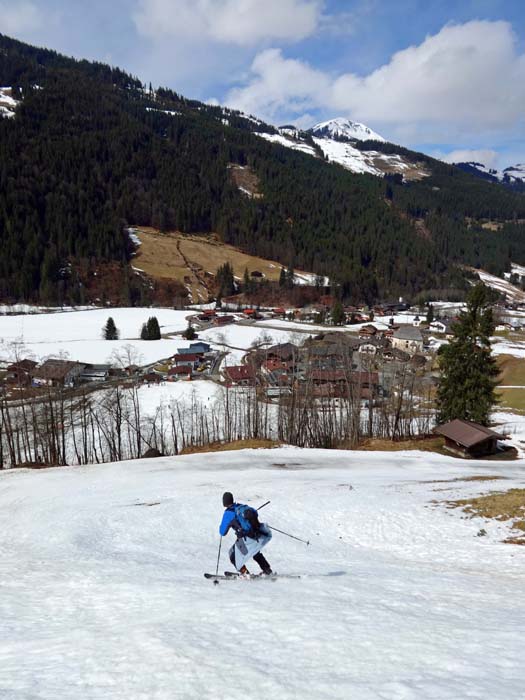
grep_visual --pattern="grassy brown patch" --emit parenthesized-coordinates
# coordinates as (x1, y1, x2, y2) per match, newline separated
(444, 488, 525, 544)
(228, 164, 263, 198)
(180, 439, 281, 455)
(424, 475, 507, 484)
(496, 354, 525, 412)
(134, 228, 290, 302)
(356, 436, 447, 453)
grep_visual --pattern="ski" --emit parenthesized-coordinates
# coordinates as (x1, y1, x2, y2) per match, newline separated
(224, 570, 301, 580)
(203, 571, 301, 582)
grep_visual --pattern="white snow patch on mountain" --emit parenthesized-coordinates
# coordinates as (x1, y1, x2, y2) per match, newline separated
(257, 121, 428, 180)
(258, 131, 317, 156)
(0, 86, 20, 118)
(475, 269, 525, 302)
(503, 164, 525, 181)
(458, 161, 525, 184)
(313, 137, 380, 175)
(311, 117, 385, 143)
(1, 448, 524, 698)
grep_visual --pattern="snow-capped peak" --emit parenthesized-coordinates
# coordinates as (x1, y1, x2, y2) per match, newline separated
(310, 117, 385, 143)
(502, 164, 525, 180)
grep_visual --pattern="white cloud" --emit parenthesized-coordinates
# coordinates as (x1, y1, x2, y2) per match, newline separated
(440, 149, 500, 169)
(226, 20, 525, 141)
(226, 48, 330, 122)
(0, 1, 42, 34)
(134, 0, 322, 46)
(331, 20, 525, 131)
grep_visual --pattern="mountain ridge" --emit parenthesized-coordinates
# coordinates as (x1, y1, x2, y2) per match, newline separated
(1, 33, 525, 307)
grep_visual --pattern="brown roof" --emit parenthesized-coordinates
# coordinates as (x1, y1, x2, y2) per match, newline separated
(224, 365, 256, 382)
(7, 359, 38, 372)
(33, 359, 83, 381)
(434, 419, 506, 448)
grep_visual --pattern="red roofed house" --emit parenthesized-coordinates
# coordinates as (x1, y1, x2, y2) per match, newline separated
(224, 365, 257, 386)
(173, 353, 202, 368)
(168, 366, 192, 379)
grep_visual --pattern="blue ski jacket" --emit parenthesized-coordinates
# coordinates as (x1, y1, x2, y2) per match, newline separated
(219, 504, 239, 536)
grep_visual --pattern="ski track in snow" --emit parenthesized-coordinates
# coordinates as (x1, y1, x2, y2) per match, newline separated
(0, 449, 524, 699)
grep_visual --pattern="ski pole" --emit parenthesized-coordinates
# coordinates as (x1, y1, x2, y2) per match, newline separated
(257, 500, 270, 510)
(268, 525, 310, 546)
(215, 537, 222, 578)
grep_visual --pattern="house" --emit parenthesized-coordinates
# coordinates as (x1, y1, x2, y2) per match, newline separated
(392, 326, 424, 355)
(5, 359, 38, 385)
(142, 372, 162, 384)
(262, 358, 291, 374)
(79, 364, 111, 383)
(429, 320, 455, 338)
(310, 369, 347, 384)
(266, 343, 298, 362)
(178, 342, 211, 355)
(224, 365, 257, 386)
(413, 315, 422, 327)
(272, 307, 286, 317)
(243, 308, 262, 319)
(172, 353, 202, 368)
(434, 419, 507, 458)
(32, 359, 86, 388)
(168, 365, 192, 379)
(359, 324, 378, 338)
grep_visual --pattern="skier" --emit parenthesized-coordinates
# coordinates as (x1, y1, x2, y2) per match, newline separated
(219, 492, 273, 576)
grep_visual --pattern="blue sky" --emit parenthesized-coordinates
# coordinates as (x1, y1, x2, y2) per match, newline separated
(2, 0, 524, 167)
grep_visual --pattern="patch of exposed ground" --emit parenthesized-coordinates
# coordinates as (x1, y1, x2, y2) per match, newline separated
(228, 164, 263, 199)
(180, 439, 281, 455)
(356, 436, 446, 453)
(444, 488, 525, 545)
(423, 475, 508, 484)
(133, 228, 287, 302)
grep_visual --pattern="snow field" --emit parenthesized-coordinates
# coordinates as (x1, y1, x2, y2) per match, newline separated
(0, 449, 524, 699)
(0, 308, 193, 365)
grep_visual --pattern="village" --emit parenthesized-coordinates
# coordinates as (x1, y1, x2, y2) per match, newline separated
(1, 293, 524, 464)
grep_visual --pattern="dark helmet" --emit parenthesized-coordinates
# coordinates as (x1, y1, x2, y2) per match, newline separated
(222, 491, 234, 507)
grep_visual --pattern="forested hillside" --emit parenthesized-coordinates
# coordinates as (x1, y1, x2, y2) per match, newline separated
(0, 34, 524, 305)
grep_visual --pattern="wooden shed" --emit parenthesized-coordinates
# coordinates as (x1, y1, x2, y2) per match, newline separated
(434, 419, 507, 458)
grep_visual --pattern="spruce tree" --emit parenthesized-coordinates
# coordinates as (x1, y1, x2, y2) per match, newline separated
(103, 316, 119, 340)
(182, 323, 197, 340)
(436, 284, 499, 426)
(331, 300, 345, 326)
(146, 316, 161, 340)
(140, 323, 149, 340)
(426, 304, 434, 325)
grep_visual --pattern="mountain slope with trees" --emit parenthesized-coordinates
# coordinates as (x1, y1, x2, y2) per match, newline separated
(0, 33, 524, 305)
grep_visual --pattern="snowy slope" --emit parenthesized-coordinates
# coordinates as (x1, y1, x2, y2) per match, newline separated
(0, 448, 524, 699)
(502, 164, 525, 182)
(258, 132, 317, 156)
(310, 117, 385, 143)
(475, 269, 525, 303)
(0, 308, 192, 365)
(257, 119, 429, 181)
(455, 161, 525, 185)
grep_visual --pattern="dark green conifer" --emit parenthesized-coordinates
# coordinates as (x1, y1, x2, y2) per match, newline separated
(436, 284, 499, 425)
(103, 316, 119, 340)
